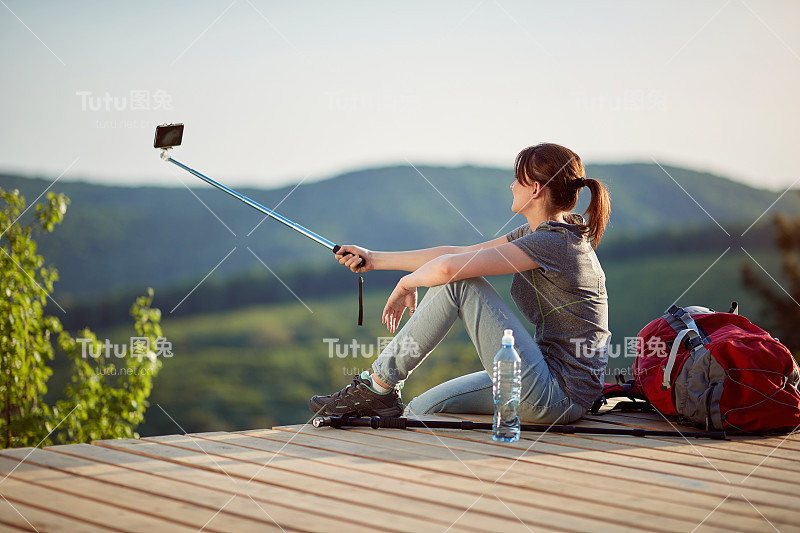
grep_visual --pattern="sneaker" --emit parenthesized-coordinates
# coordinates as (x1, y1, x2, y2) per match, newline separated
(309, 371, 404, 417)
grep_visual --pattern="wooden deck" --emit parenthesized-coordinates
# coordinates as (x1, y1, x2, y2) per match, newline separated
(0, 408, 798, 532)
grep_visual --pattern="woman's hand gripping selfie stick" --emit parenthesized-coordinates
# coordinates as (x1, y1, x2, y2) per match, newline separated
(155, 124, 366, 324)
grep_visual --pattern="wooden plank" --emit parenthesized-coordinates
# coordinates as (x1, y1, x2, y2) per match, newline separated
(583, 412, 800, 452)
(511, 408, 800, 447)
(432, 412, 799, 483)
(186, 430, 698, 533)
(487, 412, 800, 464)
(707, 438, 800, 463)
(168, 433, 585, 532)
(277, 424, 800, 502)
(726, 437, 800, 453)
(52, 441, 418, 533)
(141, 432, 606, 533)
(0, 445, 301, 533)
(445, 411, 800, 466)
(578, 403, 800, 459)
(263, 425, 799, 529)
(339, 425, 800, 527)
(0, 467, 187, 532)
(0, 453, 268, 533)
(438, 415, 800, 480)
(561, 419, 800, 471)
(0, 495, 115, 532)
(244, 428, 789, 532)
(109, 435, 528, 533)
(485, 429, 794, 483)
(91, 436, 491, 533)
(567, 432, 800, 480)
(582, 413, 800, 461)
(0, 410, 789, 533)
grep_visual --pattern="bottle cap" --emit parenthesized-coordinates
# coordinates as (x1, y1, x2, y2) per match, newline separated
(502, 329, 514, 346)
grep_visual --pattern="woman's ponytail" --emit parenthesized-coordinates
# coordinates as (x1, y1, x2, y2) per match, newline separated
(583, 178, 610, 249)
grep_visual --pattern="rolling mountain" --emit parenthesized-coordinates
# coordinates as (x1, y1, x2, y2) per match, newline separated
(1, 162, 796, 303)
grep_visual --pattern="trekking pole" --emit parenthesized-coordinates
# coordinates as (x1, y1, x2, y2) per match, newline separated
(312, 415, 727, 440)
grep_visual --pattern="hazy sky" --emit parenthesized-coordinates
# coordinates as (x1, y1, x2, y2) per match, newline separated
(1, 1, 798, 190)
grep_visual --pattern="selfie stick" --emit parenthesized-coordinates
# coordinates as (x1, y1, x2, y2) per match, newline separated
(158, 148, 365, 324)
(160, 151, 342, 250)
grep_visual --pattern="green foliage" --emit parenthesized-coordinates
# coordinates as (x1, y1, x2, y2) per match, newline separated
(0, 188, 67, 447)
(52, 290, 163, 444)
(0, 187, 162, 448)
(742, 198, 800, 357)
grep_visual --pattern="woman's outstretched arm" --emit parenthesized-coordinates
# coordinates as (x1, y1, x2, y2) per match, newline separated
(335, 235, 509, 273)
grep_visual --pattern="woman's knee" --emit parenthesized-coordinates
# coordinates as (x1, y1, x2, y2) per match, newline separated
(421, 278, 482, 299)
(447, 277, 492, 293)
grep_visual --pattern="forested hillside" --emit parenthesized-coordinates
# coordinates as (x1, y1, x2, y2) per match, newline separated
(2, 162, 796, 304)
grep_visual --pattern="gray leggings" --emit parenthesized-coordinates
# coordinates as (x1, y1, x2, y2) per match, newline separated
(372, 278, 585, 424)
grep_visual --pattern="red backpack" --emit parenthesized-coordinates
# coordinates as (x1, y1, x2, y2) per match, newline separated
(595, 303, 800, 433)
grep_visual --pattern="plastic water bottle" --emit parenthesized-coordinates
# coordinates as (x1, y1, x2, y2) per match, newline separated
(493, 329, 521, 442)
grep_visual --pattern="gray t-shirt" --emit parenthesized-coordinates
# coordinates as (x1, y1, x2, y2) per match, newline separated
(506, 221, 610, 408)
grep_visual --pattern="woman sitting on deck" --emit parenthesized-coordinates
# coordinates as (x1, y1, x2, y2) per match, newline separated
(310, 143, 611, 424)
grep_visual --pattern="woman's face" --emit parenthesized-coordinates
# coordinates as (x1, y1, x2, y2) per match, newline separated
(510, 178, 537, 214)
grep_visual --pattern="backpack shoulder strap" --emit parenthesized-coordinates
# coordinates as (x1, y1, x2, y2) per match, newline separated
(665, 305, 711, 344)
(661, 305, 715, 390)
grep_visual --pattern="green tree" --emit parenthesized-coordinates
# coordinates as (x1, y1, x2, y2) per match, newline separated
(0, 187, 163, 448)
(0, 188, 65, 447)
(742, 199, 800, 357)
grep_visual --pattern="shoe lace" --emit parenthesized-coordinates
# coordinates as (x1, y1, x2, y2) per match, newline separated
(331, 375, 368, 400)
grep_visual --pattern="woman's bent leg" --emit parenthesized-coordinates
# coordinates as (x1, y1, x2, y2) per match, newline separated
(371, 277, 535, 388)
(405, 371, 493, 415)
(405, 369, 585, 424)
(372, 278, 586, 423)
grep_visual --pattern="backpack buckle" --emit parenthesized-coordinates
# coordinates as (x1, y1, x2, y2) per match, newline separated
(687, 336, 704, 351)
(668, 305, 686, 319)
